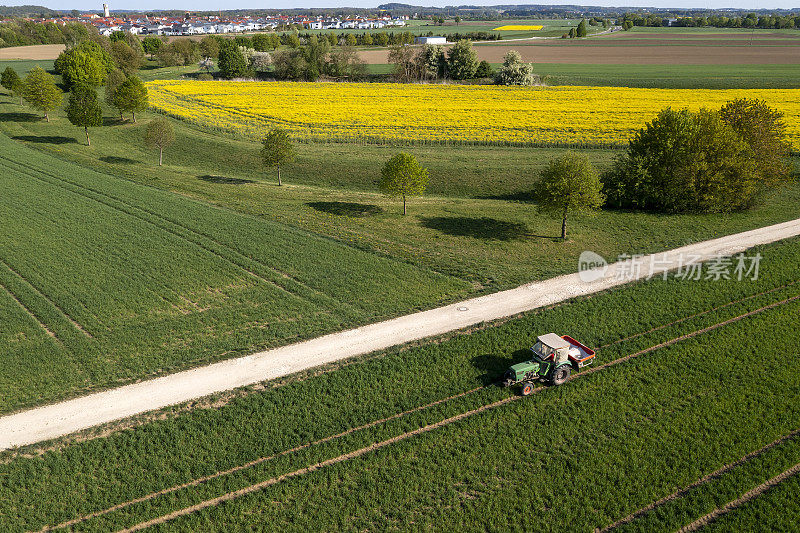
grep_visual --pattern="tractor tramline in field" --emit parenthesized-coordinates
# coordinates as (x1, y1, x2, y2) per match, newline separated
(502, 333, 596, 395)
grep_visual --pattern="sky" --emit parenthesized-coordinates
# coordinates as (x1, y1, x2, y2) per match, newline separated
(8, 0, 798, 12)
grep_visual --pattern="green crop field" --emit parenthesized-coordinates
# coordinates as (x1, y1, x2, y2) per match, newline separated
(2, 236, 799, 531)
(0, 131, 472, 412)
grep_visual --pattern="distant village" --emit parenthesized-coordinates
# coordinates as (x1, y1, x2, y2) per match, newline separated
(34, 5, 409, 36)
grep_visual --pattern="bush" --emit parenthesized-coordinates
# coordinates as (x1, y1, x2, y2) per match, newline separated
(218, 43, 251, 79)
(272, 48, 308, 80)
(474, 60, 494, 79)
(494, 50, 535, 86)
(156, 39, 200, 67)
(197, 72, 213, 81)
(603, 106, 788, 213)
(447, 40, 478, 80)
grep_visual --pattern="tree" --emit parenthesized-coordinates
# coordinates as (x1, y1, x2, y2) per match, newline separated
(447, 40, 478, 80)
(455, 16, 461, 26)
(218, 43, 250, 79)
(415, 43, 446, 80)
(1, 66, 20, 95)
(494, 50, 535, 85)
(113, 76, 148, 122)
(474, 60, 493, 78)
(327, 46, 367, 80)
(268, 33, 281, 50)
(199, 35, 220, 59)
(375, 32, 390, 47)
(65, 84, 103, 146)
(272, 48, 308, 80)
(142, 36, 163, 57)
(719, 98, 792, 190)
(54, 40, 116, 88)
(250, 52, 272, 73)
(603, 107, 763, 213)
(569, 27, 577, 38)
(111, 41, 144, 76)
(388, 44, 417, 82)
(261, 128, 295, 186)
(144, 117, 174, 166)
(251, 33, 271, 52)
(156, 39, 200, 67)
(22, 66, 62, 121)
(533, 152, 604, 240)
(379, 153, 429, 215)
(104, 68, 125, 120)
(345, 33, 357, 46)
(577, 19, 588, 37)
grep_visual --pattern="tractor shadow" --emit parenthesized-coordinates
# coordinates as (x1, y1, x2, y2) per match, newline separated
(307, 201, 383, 218)
(198, 175, 255, 185)
(12, 135, 77, 145)
(100, 156, 139, 165)
(471, 350, 531, 385)
(0, 112, 41, 122)
(419, 216, 543, 241)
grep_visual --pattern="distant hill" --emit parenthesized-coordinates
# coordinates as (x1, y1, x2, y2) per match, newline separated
(0, 4, 59, 17)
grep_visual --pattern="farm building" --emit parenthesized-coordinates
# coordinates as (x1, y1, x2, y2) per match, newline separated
(415, 36, 447, 45)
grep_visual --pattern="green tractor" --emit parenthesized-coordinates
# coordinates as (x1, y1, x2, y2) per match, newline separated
(502, 333, 596, 395)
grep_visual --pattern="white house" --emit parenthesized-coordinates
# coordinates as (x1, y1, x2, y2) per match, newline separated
(415, 36, 446, 45)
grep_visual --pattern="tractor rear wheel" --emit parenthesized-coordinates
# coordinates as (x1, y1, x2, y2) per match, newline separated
(521, 382, 535, 396)
(550, 366, 571, 386)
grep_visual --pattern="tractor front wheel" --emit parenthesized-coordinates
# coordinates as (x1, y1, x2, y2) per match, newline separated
(521, 382, 535, 396)
(550, 366, 571, 386)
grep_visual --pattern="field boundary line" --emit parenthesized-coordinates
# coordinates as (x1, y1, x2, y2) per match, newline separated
(0, 257, 92, 338)
(0, 279, 58, 341)
(70, 295, 800, 533)
(599, 428, 800, 531)
(675, 461, 800, 533)
(0, 154, 357, 312)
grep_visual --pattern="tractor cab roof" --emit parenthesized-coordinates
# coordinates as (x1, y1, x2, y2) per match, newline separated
(537, 333, 570, 350)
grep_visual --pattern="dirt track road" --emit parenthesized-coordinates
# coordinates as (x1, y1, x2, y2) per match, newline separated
(1, 218, 799, 450)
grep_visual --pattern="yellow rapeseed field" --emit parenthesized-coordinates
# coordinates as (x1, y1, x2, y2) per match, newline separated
(146, 80, 800, 149)
(493, 25, 544, 30)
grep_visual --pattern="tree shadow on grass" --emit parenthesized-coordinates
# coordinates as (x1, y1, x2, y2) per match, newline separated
(103, 116, 126, 126)
(12, 135, 77, 145)
(307, 201, 384, 218)
(198, 175, 255, 185)
(419, 216, 539, 241)
(478, 190, 536, 203)
(100, 156, 139, 165)
(0, 112, 41, 122)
